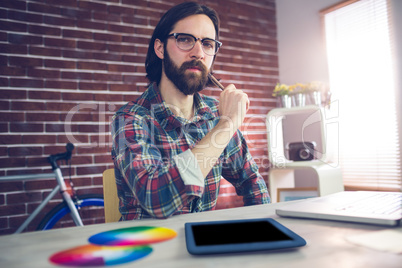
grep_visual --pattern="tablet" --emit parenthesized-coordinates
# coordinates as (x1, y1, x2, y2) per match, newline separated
(185, 218, 306, 255)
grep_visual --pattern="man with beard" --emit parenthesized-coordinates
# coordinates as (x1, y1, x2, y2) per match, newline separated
(111, 2, 270, 220)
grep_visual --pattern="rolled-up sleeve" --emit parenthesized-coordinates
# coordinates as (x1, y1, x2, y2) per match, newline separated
(173, 150, 205, 187)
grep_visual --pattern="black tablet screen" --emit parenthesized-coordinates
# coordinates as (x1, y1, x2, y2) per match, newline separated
(191, 220, 292, 246)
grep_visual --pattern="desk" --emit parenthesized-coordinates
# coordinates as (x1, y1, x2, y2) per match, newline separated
(0, 202, 400, 268)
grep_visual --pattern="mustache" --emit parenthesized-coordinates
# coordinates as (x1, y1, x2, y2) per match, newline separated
(180, 60, 207, 72)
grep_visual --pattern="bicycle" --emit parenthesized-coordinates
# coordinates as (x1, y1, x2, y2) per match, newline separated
(0, 143, 104, 234)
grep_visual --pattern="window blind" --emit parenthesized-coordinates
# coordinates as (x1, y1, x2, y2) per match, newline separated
(322, 0, 401, 191)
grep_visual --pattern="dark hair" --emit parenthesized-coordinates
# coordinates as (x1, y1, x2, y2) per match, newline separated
(145, 2, 220, 85)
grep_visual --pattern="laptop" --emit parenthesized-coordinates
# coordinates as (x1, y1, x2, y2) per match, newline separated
(276, 191, 402, 226)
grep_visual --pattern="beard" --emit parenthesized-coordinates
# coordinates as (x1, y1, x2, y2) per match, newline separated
(163, 50, 208, 96)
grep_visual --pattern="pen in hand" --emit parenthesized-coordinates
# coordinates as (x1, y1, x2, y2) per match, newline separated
(208, 73, 250, 112)
(208, 73, 225, 91)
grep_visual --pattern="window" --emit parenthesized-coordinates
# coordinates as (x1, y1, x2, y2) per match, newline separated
(322, 0, 401, 191)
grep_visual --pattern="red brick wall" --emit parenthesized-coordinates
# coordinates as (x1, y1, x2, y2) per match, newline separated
(0, 0, 278, 235)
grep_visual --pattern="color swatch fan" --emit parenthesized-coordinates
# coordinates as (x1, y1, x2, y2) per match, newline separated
(49, 226, 177, 267)
(88, 226, 177, 246)
(49, 244, 152, 266)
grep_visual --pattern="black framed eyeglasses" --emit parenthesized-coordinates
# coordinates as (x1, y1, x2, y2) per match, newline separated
(167, 33, 222, 56)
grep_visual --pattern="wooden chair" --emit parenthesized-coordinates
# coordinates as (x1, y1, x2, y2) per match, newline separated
(102, 168, 122, 223)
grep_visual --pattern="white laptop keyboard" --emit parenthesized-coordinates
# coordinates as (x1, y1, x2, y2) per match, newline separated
(335, 192, 402, 215)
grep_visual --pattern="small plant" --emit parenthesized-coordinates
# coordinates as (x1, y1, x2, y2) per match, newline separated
(273, 81, 326, 97)
(272, 83, 292, 97)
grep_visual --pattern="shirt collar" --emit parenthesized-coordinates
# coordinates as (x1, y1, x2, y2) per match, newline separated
(146, 83, 215, 130)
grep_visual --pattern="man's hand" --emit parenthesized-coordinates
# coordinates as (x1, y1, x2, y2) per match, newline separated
(218, 84, 249, 132)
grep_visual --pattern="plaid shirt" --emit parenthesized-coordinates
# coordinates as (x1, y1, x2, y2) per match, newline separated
(111, 83, 270, 220)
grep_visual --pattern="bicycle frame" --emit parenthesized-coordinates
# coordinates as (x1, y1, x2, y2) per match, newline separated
(1, 173, 55, 233)
(52, 167, 84, 228)
(1, 168, 83, 234)
(0, 143, 84, 234)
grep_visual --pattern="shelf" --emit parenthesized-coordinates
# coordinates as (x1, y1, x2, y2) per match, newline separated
(266, 106, 344, 203)
(266, 106, 328, 166)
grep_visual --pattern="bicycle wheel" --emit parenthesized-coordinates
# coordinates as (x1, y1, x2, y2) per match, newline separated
(36, 194, 104, 231)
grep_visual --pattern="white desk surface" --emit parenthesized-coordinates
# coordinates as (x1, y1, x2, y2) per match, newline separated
(0, 202, 401, 268)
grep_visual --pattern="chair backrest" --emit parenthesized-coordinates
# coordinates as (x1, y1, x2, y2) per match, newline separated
(102, 168, 122, 223)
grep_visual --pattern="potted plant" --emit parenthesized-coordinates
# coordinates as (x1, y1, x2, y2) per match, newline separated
(272, 83, 292, 108)
(305, 81, 325, 106)
(289, 83, 306, 107)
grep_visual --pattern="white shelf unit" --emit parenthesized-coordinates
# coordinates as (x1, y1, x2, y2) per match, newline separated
(266, 105, 344, 203)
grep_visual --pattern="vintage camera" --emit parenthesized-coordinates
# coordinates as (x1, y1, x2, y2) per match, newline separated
(288, 142, 315, 161)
